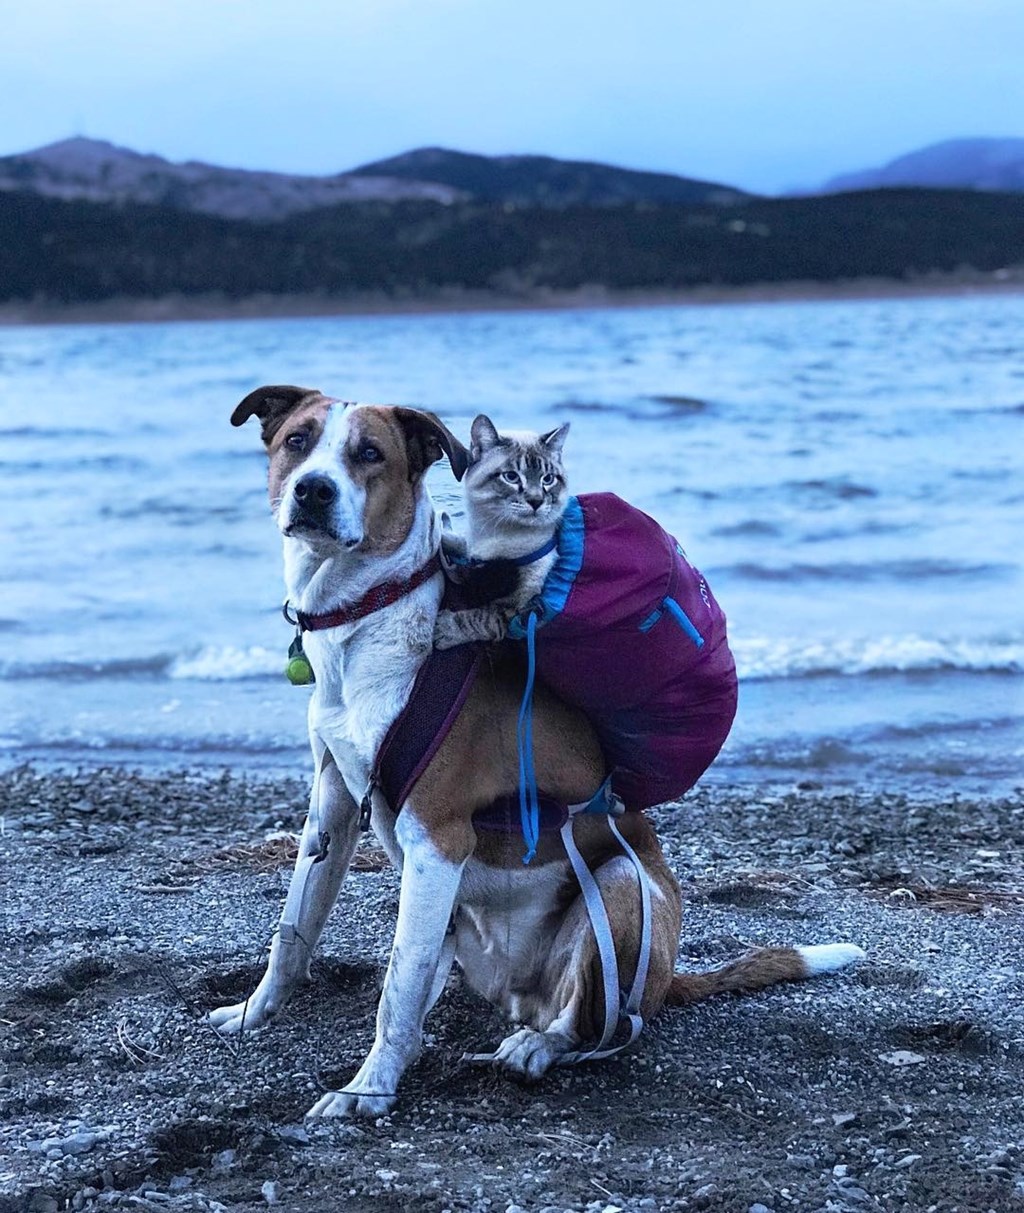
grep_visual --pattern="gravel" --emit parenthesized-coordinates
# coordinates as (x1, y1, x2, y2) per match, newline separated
(2, 764, 1023, 1212)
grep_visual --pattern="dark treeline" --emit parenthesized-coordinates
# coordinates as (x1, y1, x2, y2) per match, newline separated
(1, 187, 1023, 303)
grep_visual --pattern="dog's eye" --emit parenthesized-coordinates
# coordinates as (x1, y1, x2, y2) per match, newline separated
(499, 470, 521, 486)
(541, 472, 558, 488)
(358, 443, 383, 463)
(285, 432, 307, 451)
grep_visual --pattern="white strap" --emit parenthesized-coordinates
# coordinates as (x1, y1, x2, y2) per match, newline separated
(557, 813, 621, 1057)
(555, 807, 653, 1065)
(463, 805, 654, 1068)
(608, 816, 653, 1017)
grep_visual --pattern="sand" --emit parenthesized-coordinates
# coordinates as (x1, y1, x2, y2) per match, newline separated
(2, 765, 1023, 1213)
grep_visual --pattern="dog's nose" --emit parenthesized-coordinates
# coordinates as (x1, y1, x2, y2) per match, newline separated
(294, 473, 337, 508)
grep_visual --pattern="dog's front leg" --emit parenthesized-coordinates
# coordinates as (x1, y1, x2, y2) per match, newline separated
(209, 748, 360, 1034)
(307, 811, 470, 1119)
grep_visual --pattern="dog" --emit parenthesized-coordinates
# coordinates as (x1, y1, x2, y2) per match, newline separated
(211, 385, 864, 1119)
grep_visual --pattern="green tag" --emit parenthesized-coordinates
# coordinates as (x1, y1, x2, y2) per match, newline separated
(286, 634, 314, 685)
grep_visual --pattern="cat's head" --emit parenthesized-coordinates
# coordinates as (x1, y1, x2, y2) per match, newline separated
(464, 415, 570, 535)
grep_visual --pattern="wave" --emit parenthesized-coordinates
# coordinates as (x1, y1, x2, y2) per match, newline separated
(4, 635, 1021, 685)
(722, 558, 1016, 584)
(0, 655, 174, 680)
(0, 454, 149, 474)
(2, 734, 305, 757)
(785, 477, 877, 500)
(0, 647, 284, 682)
(169, 646, 280, 680)
(733, 634, 1024, 679)
(0, 425, 113, 439)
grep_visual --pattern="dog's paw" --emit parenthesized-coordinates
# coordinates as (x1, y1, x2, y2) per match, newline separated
(306, 1089, 397, 1119)
(491, 1027, 565, 1081)
(208, 997, 275, 1036)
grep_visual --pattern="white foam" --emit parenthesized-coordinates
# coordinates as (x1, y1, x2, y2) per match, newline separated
(169, 645, 280, 681)
(733, 634, 1024, 680)
(162, 634, 1024, 684)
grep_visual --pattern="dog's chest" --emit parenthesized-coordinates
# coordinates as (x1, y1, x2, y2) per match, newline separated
(305, 621, 426, 775)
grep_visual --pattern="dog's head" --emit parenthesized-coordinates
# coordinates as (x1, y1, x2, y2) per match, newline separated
(231, 385, 468, 556)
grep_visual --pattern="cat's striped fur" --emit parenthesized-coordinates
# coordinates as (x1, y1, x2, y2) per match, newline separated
(434, 415, 570, 649)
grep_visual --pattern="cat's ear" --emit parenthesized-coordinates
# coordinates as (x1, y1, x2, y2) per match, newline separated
(470, 414, 502, 461)
(540, 422, 570, 455)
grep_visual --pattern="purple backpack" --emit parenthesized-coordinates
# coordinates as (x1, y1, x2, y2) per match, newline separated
(510, 493, 737, 813)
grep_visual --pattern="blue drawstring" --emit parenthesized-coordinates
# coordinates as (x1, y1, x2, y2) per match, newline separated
(517, 611, 541, 863)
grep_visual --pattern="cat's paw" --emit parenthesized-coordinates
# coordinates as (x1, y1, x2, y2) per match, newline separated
(433, 610, 467, 650)
(440, 530, 470, 563)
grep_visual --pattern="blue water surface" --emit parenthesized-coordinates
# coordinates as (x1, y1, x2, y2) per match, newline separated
(1, 294, 1021, 793)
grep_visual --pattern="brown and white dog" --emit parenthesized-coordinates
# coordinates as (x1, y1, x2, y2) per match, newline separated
(211, 385, 864, 1119)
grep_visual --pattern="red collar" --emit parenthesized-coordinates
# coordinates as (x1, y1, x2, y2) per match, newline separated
(293, 552, 442, 633)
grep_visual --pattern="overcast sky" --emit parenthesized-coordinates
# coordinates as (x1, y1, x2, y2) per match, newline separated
(2, 0, 1022, 193)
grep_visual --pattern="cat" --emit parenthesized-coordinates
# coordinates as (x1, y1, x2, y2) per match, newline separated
(434, 414, 570, 649)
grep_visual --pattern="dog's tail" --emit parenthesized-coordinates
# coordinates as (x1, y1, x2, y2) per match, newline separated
(664, 943, 864, 1007)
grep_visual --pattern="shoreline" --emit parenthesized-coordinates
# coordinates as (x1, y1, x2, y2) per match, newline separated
(2, 273, 1023, 328)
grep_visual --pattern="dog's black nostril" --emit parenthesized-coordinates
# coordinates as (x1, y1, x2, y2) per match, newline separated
(294, 473, 337, 508)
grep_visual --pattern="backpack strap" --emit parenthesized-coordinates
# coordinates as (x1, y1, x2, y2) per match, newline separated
(463, 783, 654, 1067)
(555, 802, 653, 1064)
(368, 641, 484, 821)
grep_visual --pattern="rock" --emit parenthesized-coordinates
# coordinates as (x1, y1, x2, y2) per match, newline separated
(895, 1154, 922, 1169)
(832, 1111, 858, 1128)
(276, 1125, 310, 1145)
(749, 1204, 775, 1213)
(211, 1148, 237, 1175)
(61, 1131, 99, 1156)
(261, 1180, 280, 1204)
(832, 1165, 850, 1178)
(878, 1050, 927, 1067)
(839, 1186, 872, 1204)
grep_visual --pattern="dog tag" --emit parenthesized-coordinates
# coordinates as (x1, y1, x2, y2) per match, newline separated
(285, 633, 314, 685)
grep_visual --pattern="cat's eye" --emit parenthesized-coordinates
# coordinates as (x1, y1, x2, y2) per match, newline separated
(541, 472, 558, 488)
(499, 470, 521, 486)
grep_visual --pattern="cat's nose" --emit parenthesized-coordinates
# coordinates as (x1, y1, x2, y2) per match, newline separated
(525, 493, 544, 511)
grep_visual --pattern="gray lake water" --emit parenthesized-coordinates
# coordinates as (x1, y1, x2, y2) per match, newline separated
(1, 295, 1021, 793)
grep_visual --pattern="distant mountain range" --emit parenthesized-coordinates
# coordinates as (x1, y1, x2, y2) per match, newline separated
(351, 147, 749, 207)
(1, 135, 1022, 311)
(0, 138, 467, 220)
(823, 138, 1024, 194)
(2, 137, 1022, 227)
(0, 138, 748, 221)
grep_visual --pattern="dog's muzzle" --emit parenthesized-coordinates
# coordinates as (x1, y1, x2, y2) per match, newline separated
(284, 472, 357, 545)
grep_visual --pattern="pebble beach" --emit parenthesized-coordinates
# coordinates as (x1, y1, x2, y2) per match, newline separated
(3, 765, 1023, 1212)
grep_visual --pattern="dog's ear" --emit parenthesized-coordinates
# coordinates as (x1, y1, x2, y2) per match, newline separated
(540, 422, 570, 455)
(470, 414, 503, 462)
(231, 385, 323, 444)
(392, 408, 469, 482)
